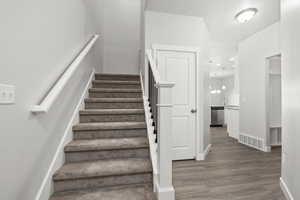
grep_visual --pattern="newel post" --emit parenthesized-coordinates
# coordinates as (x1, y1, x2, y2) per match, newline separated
(156, 81, 175, 200)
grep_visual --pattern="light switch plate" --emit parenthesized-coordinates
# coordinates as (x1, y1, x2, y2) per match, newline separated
(0, 84, 15, 104)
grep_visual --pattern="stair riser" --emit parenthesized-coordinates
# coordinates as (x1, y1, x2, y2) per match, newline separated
(95, 75, 140, 81)
(92, 82, 141, 89)
(80, 114, 145, 123)
(54, 173, 152, 192)
(65, 149, 150, 163)
(73, 129, 147, 140)
(85, 102, 143, 109)
(89, 92, 142, 98)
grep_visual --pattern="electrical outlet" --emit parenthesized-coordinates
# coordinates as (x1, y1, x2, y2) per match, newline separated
(0, 84, 15, 104)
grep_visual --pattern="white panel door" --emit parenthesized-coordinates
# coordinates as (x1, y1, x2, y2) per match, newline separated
(157, 50, 196, 160)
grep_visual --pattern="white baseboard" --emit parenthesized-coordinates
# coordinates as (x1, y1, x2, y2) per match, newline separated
(196, 144, 212, 161)
(34, 69, 95, 200)
(280, 177, 294, 200)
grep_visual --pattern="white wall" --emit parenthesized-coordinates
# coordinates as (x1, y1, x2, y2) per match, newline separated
(238, 22, 280, 144)
(0, 1, 97, 200)
(140, 0, 147, 75)
(86, 0, 142, 74)
(268, 56, 282, 128)
(145, 11, 210, 52)
(145, 11, 211, 154)
(223, 76, 236, 105)
(202, 71, 211, 150)
(281, 0, 300, 199)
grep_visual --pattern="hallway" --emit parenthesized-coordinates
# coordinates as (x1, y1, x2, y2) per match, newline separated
(173, 128, 285, 200)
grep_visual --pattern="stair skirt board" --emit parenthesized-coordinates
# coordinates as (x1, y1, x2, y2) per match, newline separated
(43, 73, 155, 200)
(35, 70, 95, 200)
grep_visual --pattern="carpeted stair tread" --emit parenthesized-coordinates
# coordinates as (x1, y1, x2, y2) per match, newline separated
(53, 158, 152, 181)
(50, 185, 155, 200)
(85, 97, 143, 103)
(65, 137, 149, 152)
(92, 80, 140, 85)
(95, 73, 140, 81)
(79, 109, 144, 115)
(73, 122, 147, 131)
(89, 88, 142, 93)
(95, 73, 140, 77)
(50, 73, 154, 199)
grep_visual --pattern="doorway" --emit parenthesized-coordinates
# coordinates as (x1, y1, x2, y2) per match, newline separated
(156, 49, 197, 160)
(266, 55, 282, 150)
(151, 44, 208, 161)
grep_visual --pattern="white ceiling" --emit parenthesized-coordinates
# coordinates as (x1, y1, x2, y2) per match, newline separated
(146, 0, 280, 44)
(146, 0, 280, 77)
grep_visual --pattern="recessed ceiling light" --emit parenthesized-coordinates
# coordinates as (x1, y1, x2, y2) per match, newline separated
(216, 63, 221, 67)
(235, 8, 258, 23)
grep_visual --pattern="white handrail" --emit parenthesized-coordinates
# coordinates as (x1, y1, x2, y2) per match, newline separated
(146, 50, 162, 84)
(31, 34, 99, 114)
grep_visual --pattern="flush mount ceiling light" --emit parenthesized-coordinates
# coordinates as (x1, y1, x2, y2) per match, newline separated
(235, 8, 258, 23)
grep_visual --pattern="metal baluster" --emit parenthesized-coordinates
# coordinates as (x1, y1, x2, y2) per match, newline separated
(148, 63, 158, 143)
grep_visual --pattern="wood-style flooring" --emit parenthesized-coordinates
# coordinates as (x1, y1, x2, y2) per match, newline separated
(173, 127, 285, 200)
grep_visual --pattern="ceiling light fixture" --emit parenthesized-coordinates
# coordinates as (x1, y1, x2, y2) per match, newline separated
(235, 8, 258, 23)
(229, 57, 235, 62)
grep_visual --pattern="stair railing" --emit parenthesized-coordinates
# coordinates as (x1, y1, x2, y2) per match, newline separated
(31, 35, 99, 114)
(146, 50, 175, 200)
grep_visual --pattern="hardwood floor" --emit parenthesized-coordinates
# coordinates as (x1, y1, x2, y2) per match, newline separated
(173, 127, 285, 200)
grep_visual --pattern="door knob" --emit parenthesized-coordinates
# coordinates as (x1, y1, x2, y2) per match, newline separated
(191, 109, 197, 113)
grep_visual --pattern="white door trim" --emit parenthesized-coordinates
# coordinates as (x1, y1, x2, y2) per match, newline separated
(152, 44, 202, 53)
(151, 44, 204, 160)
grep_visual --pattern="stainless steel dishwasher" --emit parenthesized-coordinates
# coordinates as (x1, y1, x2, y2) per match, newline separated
(211, 106, 224, 127)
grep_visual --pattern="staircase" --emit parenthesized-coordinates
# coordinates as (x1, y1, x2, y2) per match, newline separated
(50, 74, 155, 200)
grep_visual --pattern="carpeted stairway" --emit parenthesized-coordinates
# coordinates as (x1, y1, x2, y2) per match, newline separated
(49, 74, 155, 200)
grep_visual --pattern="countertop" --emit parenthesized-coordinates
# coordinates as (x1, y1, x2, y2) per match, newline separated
(225, 105, 240, 110)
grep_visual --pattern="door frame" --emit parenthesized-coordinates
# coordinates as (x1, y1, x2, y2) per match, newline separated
(147, 44, 207, 161)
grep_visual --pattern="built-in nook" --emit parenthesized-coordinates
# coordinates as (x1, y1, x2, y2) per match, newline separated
(266, 55, 282, 148)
